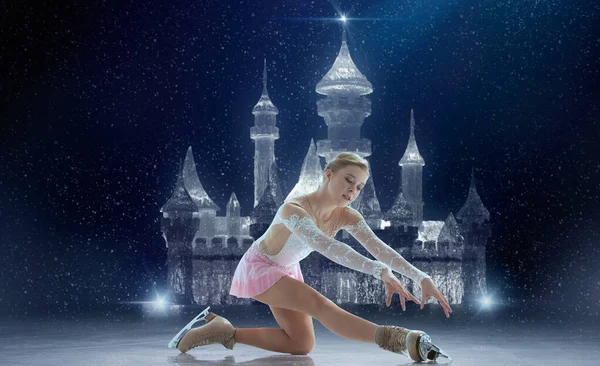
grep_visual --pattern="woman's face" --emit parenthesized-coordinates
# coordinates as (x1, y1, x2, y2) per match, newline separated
(326, 165, 369, 206)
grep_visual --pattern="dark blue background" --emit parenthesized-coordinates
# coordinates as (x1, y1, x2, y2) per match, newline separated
(1, 0, 598, 317)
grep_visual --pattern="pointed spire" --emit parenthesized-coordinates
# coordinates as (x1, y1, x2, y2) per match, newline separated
(457, 168, 490, 224)
(438, 212, 460, 244)
(262, 58, 268, 96)
(226, 192, 241, 217)
(384, 189, 413, 223)
(285, 139, 324, 201)
(252, 173, 280, 224)
(410, 108, 416, 137)
(183, 146, 220, 211)
(353, 166, 382, 222)
(399, 109, 425, 166)
(253, 59, 279, 115)
(161, 161, 198, 214)
(315, 29, 373, 95)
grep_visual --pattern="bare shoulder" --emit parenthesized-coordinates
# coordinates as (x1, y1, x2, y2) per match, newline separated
(279, 200, 310, 219)
(341, 206, 364, 227)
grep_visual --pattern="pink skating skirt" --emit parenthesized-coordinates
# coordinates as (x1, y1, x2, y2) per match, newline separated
(229, 244, 304, 298)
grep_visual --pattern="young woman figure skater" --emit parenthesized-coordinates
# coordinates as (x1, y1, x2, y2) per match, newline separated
(171, 152, 453, 361)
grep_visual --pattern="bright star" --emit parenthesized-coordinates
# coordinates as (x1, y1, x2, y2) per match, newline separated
(340, 15, 347, 22)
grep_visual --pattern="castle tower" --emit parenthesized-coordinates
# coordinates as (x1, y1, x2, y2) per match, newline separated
(160, 163, 199, 305)
(315, 29, 373, 162)
(457, 168, 491, 304)
(315, 29, 382, 225)
(251, 59, 280, 208)
(399, 109, 425, 226)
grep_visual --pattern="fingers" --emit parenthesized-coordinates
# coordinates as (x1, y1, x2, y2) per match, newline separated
(408, 292, 420, 305)
(436, 294, 453, 315)
(400, 294, 406, 311)
(386, 290, 392, 307)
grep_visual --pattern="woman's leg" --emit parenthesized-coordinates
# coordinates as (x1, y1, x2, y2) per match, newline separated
(235, 305, 315, 355)
(252, 276, 379, 344)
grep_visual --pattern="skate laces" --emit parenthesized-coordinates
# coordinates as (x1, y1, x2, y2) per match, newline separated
(375, 326, 409, 354)
(188, 317, 236, 350)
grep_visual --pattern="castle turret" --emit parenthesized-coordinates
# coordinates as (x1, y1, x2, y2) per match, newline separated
(160, 163, 199, 305)
(399, 109, 425, 226)
(251, 59, 280, 207)
(457, 168, 490, 226)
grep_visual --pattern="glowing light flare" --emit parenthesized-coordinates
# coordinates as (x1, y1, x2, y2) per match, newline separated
(154, 296, 166, 310)
(480, 296, 493, 307)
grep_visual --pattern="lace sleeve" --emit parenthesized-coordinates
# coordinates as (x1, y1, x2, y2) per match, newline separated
(343, 210, 431, 285)
(279, 203, 389, 280)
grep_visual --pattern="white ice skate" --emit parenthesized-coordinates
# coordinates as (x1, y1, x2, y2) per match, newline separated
(167, 306, 211, 349)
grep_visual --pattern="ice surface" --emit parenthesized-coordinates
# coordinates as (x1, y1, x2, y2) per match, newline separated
(2, 308, 598, 366)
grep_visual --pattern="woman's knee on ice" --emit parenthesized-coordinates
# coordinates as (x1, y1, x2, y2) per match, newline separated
(289, 337, 315, 355)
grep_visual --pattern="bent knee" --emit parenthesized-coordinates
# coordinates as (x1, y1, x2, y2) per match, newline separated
(290, 338, 315, 355)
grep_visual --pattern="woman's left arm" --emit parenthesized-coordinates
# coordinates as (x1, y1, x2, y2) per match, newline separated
(342, 209, 431, 285)
(343, 208, 453, 317)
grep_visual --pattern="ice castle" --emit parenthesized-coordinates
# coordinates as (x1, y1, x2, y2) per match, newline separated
(160, 30, 492, 306)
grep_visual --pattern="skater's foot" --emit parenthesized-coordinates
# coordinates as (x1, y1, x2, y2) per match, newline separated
(176, 313, 237, 353)
(374, 326, 451, 362)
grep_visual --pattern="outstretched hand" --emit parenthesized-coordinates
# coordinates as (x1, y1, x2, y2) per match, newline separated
(420, 278, 453, 318)
(381, 268, 420, 311)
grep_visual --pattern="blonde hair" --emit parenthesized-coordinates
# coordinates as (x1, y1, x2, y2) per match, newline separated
(325, 152, 369, 173)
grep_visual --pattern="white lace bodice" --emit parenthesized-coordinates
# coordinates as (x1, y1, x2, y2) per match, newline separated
(251, 201, 430, 284)
(252, 204, 387, 280)
(251, 205, 316, 268)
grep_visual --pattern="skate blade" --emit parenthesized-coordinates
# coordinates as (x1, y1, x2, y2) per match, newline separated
(419, 337, 452, 362)
(167, 306, 211, 349)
